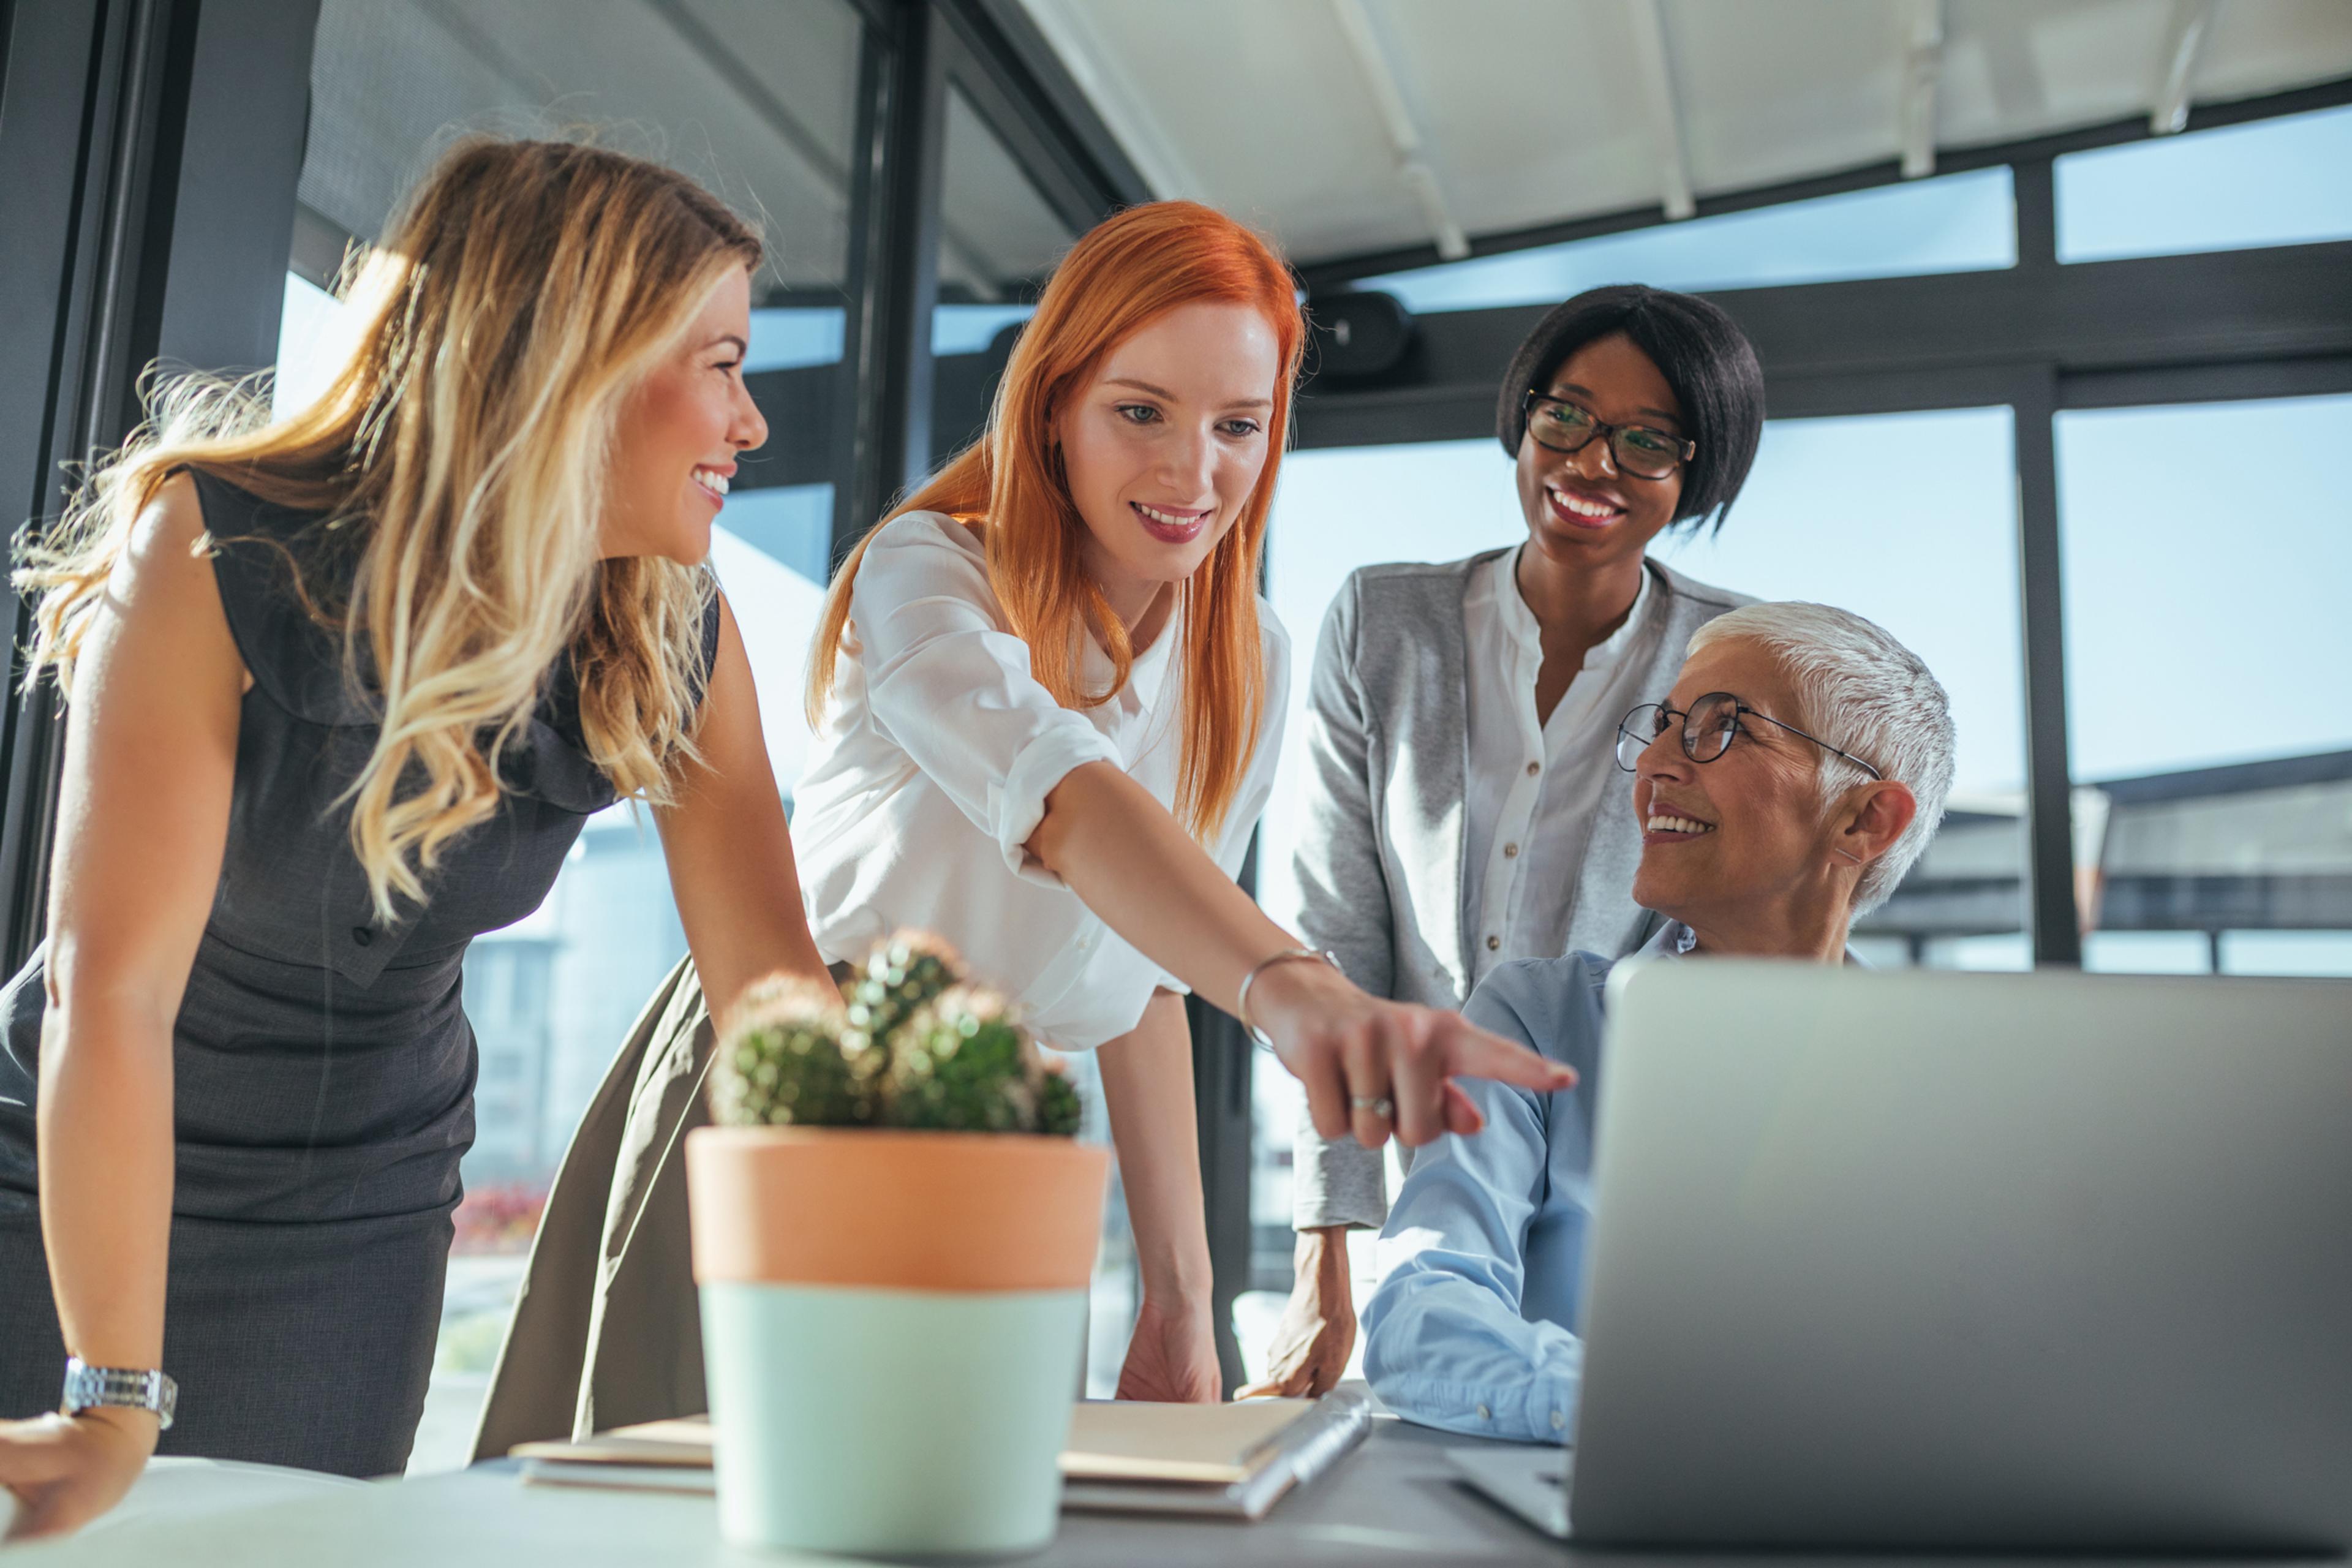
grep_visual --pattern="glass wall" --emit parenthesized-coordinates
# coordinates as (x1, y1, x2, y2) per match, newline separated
(2056, 393, 2352, 977)
(1650, 407, 2030, 970)
(284, 0, 865, 1471)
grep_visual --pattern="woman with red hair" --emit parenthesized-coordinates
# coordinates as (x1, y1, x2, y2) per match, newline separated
(791, 200, 1572, 1400)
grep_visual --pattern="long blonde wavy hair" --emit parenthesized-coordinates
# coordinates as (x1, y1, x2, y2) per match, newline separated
(15, 137, 760, 921)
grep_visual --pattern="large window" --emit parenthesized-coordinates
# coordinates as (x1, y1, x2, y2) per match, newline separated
(1650, 407, 2029, 970)
(2057, 393, 2352, 977)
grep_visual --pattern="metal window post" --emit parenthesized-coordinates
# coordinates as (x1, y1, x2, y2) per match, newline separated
(2010, 160, 2084, 967)
(2011, 358, 2083, 967)
(0, 0, 315, 973)
(834, 1, 948, 570)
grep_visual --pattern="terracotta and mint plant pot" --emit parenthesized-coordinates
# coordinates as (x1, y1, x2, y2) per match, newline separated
(686, 1125, 1109, 1557)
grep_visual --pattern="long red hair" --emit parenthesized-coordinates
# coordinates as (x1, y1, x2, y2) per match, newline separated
(807, 200, 1305, 843)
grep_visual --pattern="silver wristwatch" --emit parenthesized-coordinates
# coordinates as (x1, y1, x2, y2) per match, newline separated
(61, 1356, 176, 1430)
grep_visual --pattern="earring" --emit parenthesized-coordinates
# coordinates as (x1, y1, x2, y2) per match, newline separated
(1832, 847, 1863, 864)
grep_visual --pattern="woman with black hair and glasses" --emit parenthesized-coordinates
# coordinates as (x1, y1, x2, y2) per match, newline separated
(1242, 284, 1767, 1399)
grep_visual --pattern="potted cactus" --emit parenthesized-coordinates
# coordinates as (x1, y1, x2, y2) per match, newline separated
(686, 933, 1107, 1557)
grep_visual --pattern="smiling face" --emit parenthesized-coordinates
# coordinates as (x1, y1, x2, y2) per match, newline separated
(1514, 331, 1687, 575)
(1627, 637, 1859, 939)
(1055, 300, 1282, 627)
(601, 266, 769, 564)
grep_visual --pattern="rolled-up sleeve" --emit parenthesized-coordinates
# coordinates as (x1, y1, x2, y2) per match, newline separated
(850, 517, 1123, 883)
(1362, 968, 1584, 1444)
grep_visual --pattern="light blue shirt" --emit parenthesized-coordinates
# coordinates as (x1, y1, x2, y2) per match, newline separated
(1361, 922, 1695, 1444)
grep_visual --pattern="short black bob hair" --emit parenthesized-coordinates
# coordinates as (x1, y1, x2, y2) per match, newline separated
(1496, 284, 1765, 535)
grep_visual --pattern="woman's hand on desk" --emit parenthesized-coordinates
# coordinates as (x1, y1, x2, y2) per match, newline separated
(1237, 1227, 1355, 1399)
(0, 1406, 157, 1541)
(1248, 962, 1575, 1150)
(1115, 1295, 1222, 1404)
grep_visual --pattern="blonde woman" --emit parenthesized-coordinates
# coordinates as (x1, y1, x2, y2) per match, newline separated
(791, 202, 1574, 1402)
(0, 139, 828, 1535)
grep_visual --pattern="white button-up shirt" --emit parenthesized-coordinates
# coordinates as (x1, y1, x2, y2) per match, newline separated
(1457, 547, 1665, 993)
(790, 511, 1289, 1049)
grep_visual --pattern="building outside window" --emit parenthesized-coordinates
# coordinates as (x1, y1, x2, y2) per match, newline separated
(2057, 393, 2352, 979)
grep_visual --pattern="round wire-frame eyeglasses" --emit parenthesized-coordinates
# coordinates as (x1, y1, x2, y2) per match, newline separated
(1615, 693, 1883, 779)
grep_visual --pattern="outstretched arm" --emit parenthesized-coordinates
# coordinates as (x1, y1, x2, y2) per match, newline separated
(1027, 763, 1574, 1147)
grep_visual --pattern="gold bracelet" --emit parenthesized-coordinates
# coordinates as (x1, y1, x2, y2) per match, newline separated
(1235, 946, 1343, 1049)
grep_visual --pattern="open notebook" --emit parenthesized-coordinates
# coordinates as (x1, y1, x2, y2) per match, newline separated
(510, 1390, 1376, 1521)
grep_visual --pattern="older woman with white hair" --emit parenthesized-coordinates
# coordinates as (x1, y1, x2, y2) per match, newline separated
(1360, 601, 1955, 1441)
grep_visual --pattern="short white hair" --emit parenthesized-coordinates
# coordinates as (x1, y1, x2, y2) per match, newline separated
(1686, 602, 1955, 915)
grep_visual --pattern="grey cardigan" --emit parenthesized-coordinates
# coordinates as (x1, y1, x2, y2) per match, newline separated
(1289, 551, 1751, 1231)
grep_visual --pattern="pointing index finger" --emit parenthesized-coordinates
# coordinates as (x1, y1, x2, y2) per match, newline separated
(1441, 1020, 1577, 1093)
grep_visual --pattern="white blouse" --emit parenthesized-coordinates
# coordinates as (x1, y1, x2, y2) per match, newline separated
(1457, 546, 1667, 993)
(790, 511, 1291, 1050)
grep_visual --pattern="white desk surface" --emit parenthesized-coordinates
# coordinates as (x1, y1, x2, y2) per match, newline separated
(6, 1420, 2332, 1568)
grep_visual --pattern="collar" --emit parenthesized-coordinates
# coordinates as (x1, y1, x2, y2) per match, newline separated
(1079, 606, 1178, 714)
(1642, 918, 1868, 967)
(1634, 920, 1702, 959)
(1488, 547, 1656, 671)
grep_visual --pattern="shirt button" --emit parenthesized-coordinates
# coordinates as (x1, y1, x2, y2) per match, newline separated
(1551, 1409, 1567, 1431)
(1476, 1403, 1491, 1422)
(352, 927, 374, 947)
(1503, 843, 1520, 858)
(1485, 935, 1501, 952)
(1526, 761, 1540, 777)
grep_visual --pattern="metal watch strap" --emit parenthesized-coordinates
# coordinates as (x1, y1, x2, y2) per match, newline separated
(61, 1355, 177, 1431)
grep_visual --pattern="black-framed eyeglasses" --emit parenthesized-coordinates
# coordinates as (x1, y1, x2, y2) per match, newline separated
(1615, 693, 1883, 779)
(1521, 391, 1695, 480)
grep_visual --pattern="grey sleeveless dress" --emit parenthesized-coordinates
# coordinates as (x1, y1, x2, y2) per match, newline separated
(0, 470, 718, 1477)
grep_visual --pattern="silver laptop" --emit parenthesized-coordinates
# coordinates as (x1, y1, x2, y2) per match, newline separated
(1450, 960, 2352, 1551)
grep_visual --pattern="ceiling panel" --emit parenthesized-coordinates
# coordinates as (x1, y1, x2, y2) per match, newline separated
(1019, 0, 2352, 270)
(1664, 0, 1917, 193)
(1373, 1, 1664, 238)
